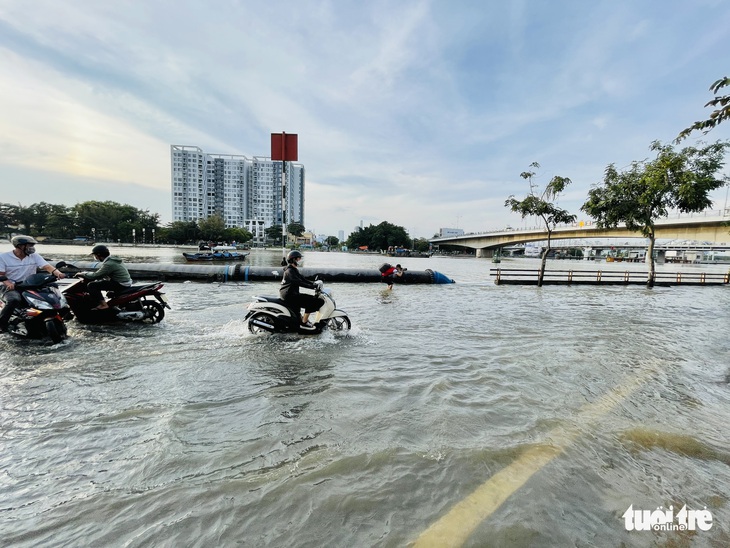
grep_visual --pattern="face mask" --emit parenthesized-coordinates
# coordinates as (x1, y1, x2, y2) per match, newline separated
(24, 245, 36, 255)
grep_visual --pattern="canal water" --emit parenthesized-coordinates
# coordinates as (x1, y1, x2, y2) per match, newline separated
(2, 246, 729, 547)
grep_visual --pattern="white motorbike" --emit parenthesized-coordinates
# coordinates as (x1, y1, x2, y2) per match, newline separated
(244, 280, 351, 334)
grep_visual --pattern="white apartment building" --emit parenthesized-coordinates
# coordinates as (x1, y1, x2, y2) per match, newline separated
(171, 145, 305, 245)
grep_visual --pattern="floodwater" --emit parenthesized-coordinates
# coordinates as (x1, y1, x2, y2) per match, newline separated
(2, 246, 729, 547)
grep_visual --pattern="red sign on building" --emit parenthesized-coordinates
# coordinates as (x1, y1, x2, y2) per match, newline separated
(271, 133, 298, 161)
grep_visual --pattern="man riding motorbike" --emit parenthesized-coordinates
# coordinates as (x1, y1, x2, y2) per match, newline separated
(279, 250, 323, 331)
(75, 245, 133, 310)
(0, 235, 66, 333)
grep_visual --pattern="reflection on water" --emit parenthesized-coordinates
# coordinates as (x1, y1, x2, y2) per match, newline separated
(1, 247, 729, 546)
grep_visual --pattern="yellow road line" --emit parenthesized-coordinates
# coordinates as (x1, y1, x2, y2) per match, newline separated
(412, 367, 655, 547)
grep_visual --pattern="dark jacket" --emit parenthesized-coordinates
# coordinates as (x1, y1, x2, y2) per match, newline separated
(279, 264, 316, 301)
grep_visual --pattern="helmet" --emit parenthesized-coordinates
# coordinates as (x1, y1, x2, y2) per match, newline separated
(12, 235, 38, 247)
(91, 244, 110, 258)
(286, 250, 303, 264)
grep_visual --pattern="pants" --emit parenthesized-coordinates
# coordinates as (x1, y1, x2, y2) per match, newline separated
(287, 293, 324, 314)
(0, 288, 23, 328)
(87, 280, 130, 303)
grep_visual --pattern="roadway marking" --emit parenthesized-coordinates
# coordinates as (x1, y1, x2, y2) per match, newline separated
(412, 366, 656, 547)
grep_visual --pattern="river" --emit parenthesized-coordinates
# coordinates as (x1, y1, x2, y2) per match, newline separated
(1, 246, 729, 547)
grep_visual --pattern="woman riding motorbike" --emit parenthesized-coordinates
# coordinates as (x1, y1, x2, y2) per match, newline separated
(279, 250, 323, 331)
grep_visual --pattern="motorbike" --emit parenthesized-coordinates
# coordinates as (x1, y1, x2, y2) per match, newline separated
(244, 280, 351, 334)
(59, 266, 170, 325)
(1, 272, 70, 344)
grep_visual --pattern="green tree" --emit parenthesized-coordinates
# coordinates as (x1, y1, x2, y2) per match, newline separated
(287, 222, 306, 237)
(223, 227, 253, 244)
(45, 206, 76, 239)
(0, 203, 20, 239)
(159, 221, 200, 244)
(582, 140, 729, 287)
(73, 201, 160, 242)
(325, 236, 340, 247)
(505, 163, 576, 286)
(346, 221, 410, 251)
(266, 224, 283, 246)
(198, 215, 226, 241)
(15, 205, 36, 234)
(677, 76, 730, 142)
(413, 237, 431, 253)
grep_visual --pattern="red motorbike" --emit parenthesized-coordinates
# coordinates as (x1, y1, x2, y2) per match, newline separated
(61, 276, 170, 325)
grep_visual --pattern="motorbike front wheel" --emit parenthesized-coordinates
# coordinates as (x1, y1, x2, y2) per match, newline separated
(45, 318, 66, 344)
(248, 312, 276, 334)
(324, 316, 351, 331)
(140, 301, 165, 323)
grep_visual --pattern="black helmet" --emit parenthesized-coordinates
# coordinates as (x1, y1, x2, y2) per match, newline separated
(286, 250, 303, 264)
(12, 235, 38, 247)
(91, 244, 110, 258)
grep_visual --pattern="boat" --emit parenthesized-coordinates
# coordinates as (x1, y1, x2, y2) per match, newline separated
(183, 246, 250, 262)
(386, 247, 432, 258)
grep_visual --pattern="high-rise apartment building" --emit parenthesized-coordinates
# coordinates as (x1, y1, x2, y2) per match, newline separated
(170, 145, 305, 245)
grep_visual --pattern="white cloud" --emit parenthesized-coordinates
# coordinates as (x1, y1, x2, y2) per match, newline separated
(0, 0, 729, 237)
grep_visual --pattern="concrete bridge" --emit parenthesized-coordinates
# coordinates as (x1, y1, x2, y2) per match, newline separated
(430, 210, 730, 257)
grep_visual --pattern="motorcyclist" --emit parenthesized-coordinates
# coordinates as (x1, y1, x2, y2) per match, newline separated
(0, 235, 66, 333)
(279, 250, 323, 330)
(76, 245, 133, 310)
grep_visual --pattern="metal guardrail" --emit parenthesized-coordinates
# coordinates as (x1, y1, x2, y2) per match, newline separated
(490, 268, 730, 286)
(435, 208, 730, 241)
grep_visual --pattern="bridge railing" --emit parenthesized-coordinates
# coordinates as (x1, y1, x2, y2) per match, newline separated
(490, 268, 730, 286)
(443, 208, 729, 240)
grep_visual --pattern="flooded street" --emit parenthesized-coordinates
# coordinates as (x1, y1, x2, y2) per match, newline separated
(2, 247, 729, 546)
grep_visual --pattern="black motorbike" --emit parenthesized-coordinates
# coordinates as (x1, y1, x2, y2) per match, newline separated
(1, 272, 70, 343)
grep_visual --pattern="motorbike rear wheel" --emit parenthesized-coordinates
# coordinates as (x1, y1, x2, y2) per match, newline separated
(45, 318, 66, 344)
(248, 312, 276, 334)
(324, 316, 351, 331)
(140, 301, 165, 323)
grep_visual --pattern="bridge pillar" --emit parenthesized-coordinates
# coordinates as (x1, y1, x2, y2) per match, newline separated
(476, 248, 494, 258)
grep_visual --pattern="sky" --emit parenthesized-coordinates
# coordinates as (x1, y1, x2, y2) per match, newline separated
(1, 1, 729, 239)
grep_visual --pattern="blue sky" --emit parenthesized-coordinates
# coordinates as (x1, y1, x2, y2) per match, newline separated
(1, 1, 729, 239)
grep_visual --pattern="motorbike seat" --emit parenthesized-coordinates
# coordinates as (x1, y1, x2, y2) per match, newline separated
(255, 296, 301, 317)
(106, 285, 152, 298)
(256, 295, 288, 306)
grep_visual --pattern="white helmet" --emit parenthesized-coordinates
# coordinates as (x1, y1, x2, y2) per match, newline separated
(12, 235, 38, 247)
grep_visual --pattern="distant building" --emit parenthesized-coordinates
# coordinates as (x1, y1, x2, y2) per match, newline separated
(170, 145, 305, 246)
(439, 228, 464, 238)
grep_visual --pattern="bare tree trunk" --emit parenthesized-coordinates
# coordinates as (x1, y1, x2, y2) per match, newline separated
(538, 231, 551, 287)
(646, 233, 656, 288)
